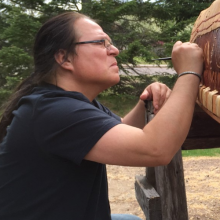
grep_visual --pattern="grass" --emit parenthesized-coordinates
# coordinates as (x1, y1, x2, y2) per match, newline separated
(182, 148, 220, 157)
(97, 93, 139, 117)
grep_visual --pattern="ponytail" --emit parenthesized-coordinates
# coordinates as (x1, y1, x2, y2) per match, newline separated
(0, 11, 91, 142)
(0, 76, 37, 142)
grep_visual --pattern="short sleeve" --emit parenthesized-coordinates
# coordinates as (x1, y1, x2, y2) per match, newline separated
(33, 94, 121, 165)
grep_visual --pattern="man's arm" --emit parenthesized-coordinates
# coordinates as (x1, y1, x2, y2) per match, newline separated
(85, 41, 204, 167)
(121, 82, 171, 128)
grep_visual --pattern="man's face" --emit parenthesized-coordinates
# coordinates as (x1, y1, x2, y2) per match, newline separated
(71, 18, 120, 91)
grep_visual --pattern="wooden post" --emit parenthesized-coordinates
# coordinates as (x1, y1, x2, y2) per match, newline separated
(155, 150, 188, 220)
(135, 175, 162, 220)
(135, 101, 188, 220)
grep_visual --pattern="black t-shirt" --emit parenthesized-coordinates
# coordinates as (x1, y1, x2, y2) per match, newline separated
(0, 83, 121, 220)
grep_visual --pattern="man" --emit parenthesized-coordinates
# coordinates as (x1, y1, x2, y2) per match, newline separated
(0, 12, 203, 220)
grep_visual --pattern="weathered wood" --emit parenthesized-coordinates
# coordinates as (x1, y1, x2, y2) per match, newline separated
(146, 167, 156, 190)
(145, 101, 157, 191)
(190, 0, 220, 123)
(182, 103, 220, 150)
(136, 101, 160, 219)
(183, 138, 220, 150)
(135, 175, 162, 220)
(135, 101, 188, 220)
(145, 100, 155, 124)
(155, 149, 188, 220)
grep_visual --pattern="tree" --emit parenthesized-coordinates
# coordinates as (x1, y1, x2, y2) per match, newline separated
(0, 0, 213, 106)
(0, 0, 162, 105)
(0, 0, 78, 105)
(151, 0, 213, 55)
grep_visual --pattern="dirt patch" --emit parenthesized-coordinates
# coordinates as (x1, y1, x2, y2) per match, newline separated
(107, 157, 220, 220)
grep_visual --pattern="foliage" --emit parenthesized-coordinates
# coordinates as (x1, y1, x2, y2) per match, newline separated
(98, 74, 177, 103)
(151, 0, 213, 58)
(97, 92, 139, 117)
(96, 74, 177, 118)
(0, 0, 213, 106)
(82, 0, 164, 69)
(106, 75, 155, 96)
(101, 74, 177, 100)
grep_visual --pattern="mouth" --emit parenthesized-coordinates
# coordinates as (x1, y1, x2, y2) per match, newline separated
(110, 62, 118, 67)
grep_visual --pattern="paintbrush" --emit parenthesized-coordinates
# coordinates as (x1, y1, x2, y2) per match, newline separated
(151, 57, 172, 61)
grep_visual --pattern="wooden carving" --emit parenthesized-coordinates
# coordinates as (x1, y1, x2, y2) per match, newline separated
(190, 0, 220, 123)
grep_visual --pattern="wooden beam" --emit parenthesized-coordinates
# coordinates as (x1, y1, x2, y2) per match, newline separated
(182, 103, 220, 150)
(155, 150, 188, 220)
(135, 175, 162, 220)
(146, 167, 156, 190)
(135, 101, 188, 220)
(182, 138, 220, 150)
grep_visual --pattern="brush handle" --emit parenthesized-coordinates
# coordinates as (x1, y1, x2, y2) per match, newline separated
(152, 57, 172, 61)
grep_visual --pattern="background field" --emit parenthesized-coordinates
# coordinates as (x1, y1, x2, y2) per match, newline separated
(108, 157, 220, 220)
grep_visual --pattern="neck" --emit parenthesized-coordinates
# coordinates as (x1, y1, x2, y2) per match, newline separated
(47, 73, 105, 102)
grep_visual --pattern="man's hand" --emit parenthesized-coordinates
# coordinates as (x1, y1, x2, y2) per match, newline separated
(172, 41, 204, 75)
(140, 82, 171, 114)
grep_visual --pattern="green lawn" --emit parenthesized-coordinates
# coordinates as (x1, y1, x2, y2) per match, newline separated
(182, 148, 220, 157)
(97, 93, 139, 117)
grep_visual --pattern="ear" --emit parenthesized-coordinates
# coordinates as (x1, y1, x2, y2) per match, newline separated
(54, 49, 74, 71)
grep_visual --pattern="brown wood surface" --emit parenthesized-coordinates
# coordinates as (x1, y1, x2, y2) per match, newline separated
(135, 176, 162, 220)
(182, 103, 220, 150)
(190, 1, 220, 123)
(146, 167, 156, 190)
(155, 150, 188, 220)
(135, 101, 188, 220)
(136, 100, 220, 219)
(193, 29, 220, 92)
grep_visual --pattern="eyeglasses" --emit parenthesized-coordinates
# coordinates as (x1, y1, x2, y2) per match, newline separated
(75, 39, 113, 51)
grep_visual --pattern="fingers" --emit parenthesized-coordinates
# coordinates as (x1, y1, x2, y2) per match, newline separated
(174, 41, 183, 46)
(172, 41, 204, 75)
(140, 82, 171, 114)
(152, 83, 164, 110)
(154, 86, 171, 114)
(152, 83, 171, 114)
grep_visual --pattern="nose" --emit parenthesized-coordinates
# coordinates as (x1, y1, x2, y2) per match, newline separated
(108, 45, 119, 56)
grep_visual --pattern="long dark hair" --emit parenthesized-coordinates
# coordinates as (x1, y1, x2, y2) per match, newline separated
(0, 12, 90, 142)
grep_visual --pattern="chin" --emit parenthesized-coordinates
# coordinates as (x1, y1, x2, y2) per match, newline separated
(111, 75, 120, 85)
(102, 77, 120, 91)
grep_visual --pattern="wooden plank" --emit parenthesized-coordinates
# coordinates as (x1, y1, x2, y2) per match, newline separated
(135, 175, 162, 220)
(155, 149, 188, 220)
(135, 101, 161, 220)
(135, 101, 188, 220)
(146, 167, 156, 190)
(182, 138, 220, 150)
(182, 103, 220, 150)
(187, 104, 220, 138)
